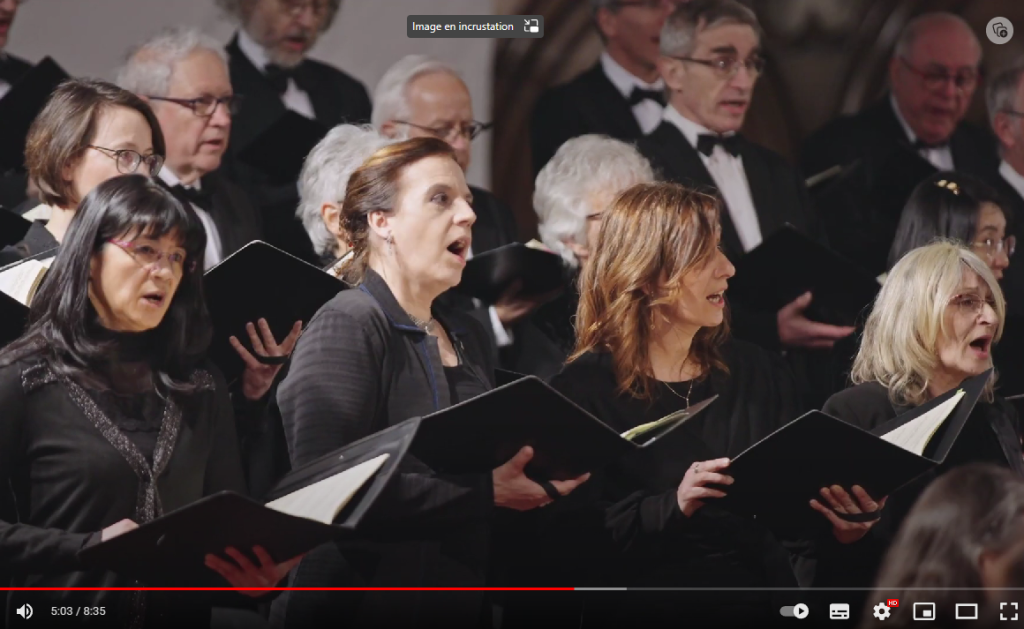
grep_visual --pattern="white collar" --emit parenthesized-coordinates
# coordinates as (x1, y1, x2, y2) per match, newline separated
(158, 168, 202, 191)
(662, 105, 734, 149)
(237, 29, 272, 74)
(1000, 160, 1024, 199)
(600, 51, 663, 99)
(890, 93, 919, 144)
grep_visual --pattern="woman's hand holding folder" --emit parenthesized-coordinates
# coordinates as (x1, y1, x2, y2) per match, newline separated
(492, 446, 590, 510)
(809, 485, 887, 544)
(204, 546, 303, 596)
(230, 318, 303, 401)
(676, 458, 733, 517)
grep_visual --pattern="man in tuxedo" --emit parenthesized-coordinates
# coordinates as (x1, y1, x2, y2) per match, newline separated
(216, 0, 371, 262)
(374, 54, 545, 361)
(640, 0, 854, 359)
(0, 0, 34, 210)
(117, 27, 262, 270)
(530, 0, 682, 174)
(801, 12, 997, 277)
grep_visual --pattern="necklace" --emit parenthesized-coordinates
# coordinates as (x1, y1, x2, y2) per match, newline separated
(664, 378, 696, 409)
(408, 312, 436, 332)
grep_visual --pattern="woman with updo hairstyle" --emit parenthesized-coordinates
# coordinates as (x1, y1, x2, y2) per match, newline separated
(274, 137, 588, 627)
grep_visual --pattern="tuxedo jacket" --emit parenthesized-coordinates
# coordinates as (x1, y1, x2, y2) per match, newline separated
(531, 62, 643, 175)
(800, 96, 1000, 277)
(221, 35, 371, 264)
(160, 170, 263, 262)
(0, 54, 36, 210)
(639, 121, 820, 349)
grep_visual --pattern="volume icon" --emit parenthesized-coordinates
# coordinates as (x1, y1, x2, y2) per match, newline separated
(15, 603, 33, 619)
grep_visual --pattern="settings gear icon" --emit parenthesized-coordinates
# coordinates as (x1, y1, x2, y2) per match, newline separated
(873, 602, 892, 621)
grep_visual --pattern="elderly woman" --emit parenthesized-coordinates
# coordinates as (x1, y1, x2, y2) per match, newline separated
(516, 135, 654, 378)
(0, 176, 297, 628)
(297, 124, 393, 271)
(546, 182, 804, 624)
(859, 465, 1024, 628)
(1, 79, 165, 265)
(274, 137, 587, 627)
(815, 241, 1024, 591)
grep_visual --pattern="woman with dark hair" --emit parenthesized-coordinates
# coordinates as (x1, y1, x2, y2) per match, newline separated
(1, 79, 166, 265)
(888, 171, 1013, 277)
(860, 465, 1024, 628)
(0, 176, 298, 628)
(546, 182, 806, 623)
(273, 137, 587, 627)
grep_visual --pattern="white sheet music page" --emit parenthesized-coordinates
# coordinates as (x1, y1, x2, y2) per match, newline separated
(0, 258, 52, 305)
(880, 390, 965, 456)
(265, 453, 390, 524)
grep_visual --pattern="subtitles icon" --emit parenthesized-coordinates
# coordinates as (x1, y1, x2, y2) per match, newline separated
(15, 604, 32, 619)
(913, 602, 935, 621)
(955, 604, 979, 620)
(830, 603, 850, 619)
(1001, 602, 1019, 621)
(987, 17, 1014, 44)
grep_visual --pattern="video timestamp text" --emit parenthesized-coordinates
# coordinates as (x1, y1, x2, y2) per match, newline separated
(51, 607, 107, 616)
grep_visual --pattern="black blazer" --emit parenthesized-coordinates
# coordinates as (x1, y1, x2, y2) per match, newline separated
(0, 53, 31, 85)
(273, 268, 497, 627)
(0, 55, 38, 210)
(221, 35, 371, 263)
(531, 62, 643, 175)
(800, 97, 1000, 277)
(160, 171, 263, 263)
(639, 121, 819, 349)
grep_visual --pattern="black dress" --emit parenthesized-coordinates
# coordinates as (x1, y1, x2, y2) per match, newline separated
(536, 340, 807, 626)
(814, 381, 1024, 589)
(0, 329, 248, 628)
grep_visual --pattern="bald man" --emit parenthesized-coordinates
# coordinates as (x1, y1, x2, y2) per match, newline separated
(801, 12, 999, 277)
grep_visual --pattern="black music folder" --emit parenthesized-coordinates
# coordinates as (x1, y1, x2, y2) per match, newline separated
(409, 375, 718, 480)
(454, 243, 566, 304)
(78, 419, 419, 585)
(203, 241, 347, 382)
(0, 209, 31, 247)
(0, 57, 70, 172)
(0, 290, 28, 348)
(713, 370, 990, 526)
(728, 225, 880, 326)
(238, 110, 328, 184)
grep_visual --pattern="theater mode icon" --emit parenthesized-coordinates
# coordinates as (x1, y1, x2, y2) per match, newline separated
(830, 603, 850, 619)
(913, 602, 935, 621)
(955, 604, 979, 620)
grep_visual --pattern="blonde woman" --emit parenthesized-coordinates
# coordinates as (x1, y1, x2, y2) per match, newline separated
(815, 241, 1024, 589)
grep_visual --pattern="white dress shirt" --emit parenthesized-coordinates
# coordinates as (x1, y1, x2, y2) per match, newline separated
(0, 79, 11, 101)
(600, 52, 665, 135)
(236, 30, 316, 120)
(1000, 160, 1024, 202)
(464, 245, 514, 347)
(159, 169, 224, 270)
(663, 106, 763, 252)
(890, 95, 955, 172)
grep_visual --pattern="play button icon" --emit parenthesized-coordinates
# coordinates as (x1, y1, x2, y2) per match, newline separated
(794, 604, 810, 619)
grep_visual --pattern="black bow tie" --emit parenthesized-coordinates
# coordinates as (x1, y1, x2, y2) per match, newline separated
(264, 63, 297, 95)
(912, 138, 950, 151)
(696, 134, 741, 157)
(628, 86, 665, 107)
(172, 184, 212, 212)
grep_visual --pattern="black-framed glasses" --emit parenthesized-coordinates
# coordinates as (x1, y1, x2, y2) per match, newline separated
(971, 235, 1017, 260)
(395, 120, 493, 142)
(279, 0, 332, 18)
(87, 146, 163, 176)
(899, 58, 979, 92)
(147, 95, 243, 117)
(670, 55, 766, 79)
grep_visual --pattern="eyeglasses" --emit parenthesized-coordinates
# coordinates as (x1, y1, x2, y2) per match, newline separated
(971, 235, 1016, 260)
(279, 0, 331, 17)
(899, 58, 979, 92)
(147, 95, 243, 117)
(395, 120, 493, 142)
(88, 146, 164, 177)
(670, 55, 766, 80)
(108, 239, 195, 274)
(1001, 110, 1024, 119)
(948, 292, 998, 315)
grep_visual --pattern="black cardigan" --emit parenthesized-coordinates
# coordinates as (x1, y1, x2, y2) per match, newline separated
(272, 268, 498, 628)
(0, 356, 247, 628)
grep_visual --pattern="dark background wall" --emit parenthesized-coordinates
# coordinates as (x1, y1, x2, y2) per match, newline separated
(493, 0, 1024, 238)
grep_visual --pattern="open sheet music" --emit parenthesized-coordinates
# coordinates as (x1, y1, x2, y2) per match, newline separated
(879, 390, 964, 456)
(0, 257, 52, 305)
(265, 453, 389, 524)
